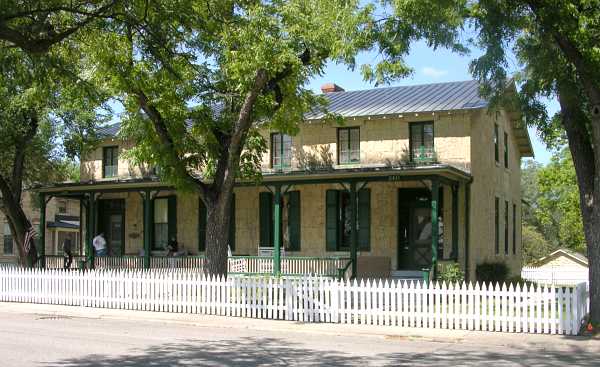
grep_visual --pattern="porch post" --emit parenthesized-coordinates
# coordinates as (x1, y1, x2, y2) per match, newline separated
(38, 193, 46, 268)
(273, 184, 282, 276)
(350, 181, 358, 279)
(431, 179, 439, 280)
(87, 193, 96, 269)
(451, 184, 459, 260)
(464, 182, 471, 281)
(143, 190, 151, 269)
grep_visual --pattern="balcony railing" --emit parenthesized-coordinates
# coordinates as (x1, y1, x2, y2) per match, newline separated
(410, 146, 437, 164)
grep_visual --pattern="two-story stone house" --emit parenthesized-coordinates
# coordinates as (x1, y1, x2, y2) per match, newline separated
(37, 80, 533, 279)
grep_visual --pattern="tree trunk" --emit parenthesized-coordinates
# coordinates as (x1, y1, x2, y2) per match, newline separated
(203, 189, 234, 276)
(556, 82, 600, 324)
(0, 179, 36, 266)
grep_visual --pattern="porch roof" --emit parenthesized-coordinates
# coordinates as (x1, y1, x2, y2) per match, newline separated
(33, 164, 471, 196)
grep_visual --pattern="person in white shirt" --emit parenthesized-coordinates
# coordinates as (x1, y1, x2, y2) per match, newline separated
(93, 233, 107, 256)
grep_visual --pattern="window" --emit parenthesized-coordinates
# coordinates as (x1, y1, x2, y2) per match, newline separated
(153, 196, 176, 251)
(3, 223, 13, 255)
(58, 199, 67, 214)
(512, 203, 517, 255)
(504, 200, 509, 255)
(409, 122, 435, 162)
(258, 191, 301, 251)
(102, 146, 119, 178)
(494, 124, 499, 163)
(325, 189, 370, 251)
(495, 197, 499, 255)
(337, 127, 360, 164)
(504, 132, 509, 168)
(271, 133, 292, 169)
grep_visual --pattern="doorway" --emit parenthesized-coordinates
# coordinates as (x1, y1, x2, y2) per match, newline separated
(397, 188, 443, 270)
(97, 199, 125, 256)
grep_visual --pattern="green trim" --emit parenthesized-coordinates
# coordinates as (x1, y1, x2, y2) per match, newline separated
(38, 193, 46, 268)
(430, 179, 439, 280)
(273, 185, 282, 276)
(350, 181, 357, 278)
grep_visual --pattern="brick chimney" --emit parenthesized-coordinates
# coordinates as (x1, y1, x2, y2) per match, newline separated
(320, 83, 345, 93)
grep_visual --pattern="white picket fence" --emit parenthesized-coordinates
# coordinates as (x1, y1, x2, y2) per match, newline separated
(0, 268, 589, 335)
(521, 266, 589, 287)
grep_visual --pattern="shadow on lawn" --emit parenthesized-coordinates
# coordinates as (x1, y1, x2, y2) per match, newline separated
(44, 335, 599, 367)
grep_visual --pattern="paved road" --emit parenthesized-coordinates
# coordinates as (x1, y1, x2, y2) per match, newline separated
(0, 310, 598, 366)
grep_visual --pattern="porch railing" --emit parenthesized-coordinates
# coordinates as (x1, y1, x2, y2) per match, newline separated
(227, 256, 351, 278)
(150, 256, 206, 269)
(43, 255, 86, 269)
(42, 255, 351, 278)
(94, 256, 144, 269)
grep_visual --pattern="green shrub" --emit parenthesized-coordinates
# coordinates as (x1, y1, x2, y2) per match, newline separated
(475, 261, 509, 284)
(437, 263, 465, 283)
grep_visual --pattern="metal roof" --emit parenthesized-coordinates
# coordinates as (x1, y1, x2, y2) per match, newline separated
(305, 80, 488, 119)
(97, 122, 120, 137)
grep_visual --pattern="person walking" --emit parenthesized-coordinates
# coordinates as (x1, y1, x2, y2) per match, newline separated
(92, 233, 107, 256)
(62, 237, 73, 269)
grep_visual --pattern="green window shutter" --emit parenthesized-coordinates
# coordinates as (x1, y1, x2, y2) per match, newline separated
(325, 189, 339, 251)
(198, 198, 207, 252)
(259, 191, 273, 247)
(287, 191, 301, 251)
(358, 188, 371, 251)
(168, 196, 177, 242)
(229, 193, 236, 251)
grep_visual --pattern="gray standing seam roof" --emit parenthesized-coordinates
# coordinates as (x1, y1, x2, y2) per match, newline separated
(305, 80, 487, 119)
(96, 80, 488, 137)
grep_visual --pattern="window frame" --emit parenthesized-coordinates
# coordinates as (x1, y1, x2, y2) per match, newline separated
(494, 124, 499, 163)
(270, 132, 292, 170)
(495, 197, 500, 255)
(3, 222, 13, 255)
(337, 127, 360, 165)
(512, 203, 517, 255)
(102, 146, 119, 178)
(409, 121, 435, 162)
(504, 132, 509, 169)
(152, 197, 170, 251)
(504, 199, 509, 255)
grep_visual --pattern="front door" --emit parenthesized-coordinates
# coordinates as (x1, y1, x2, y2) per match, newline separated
(97, 199, 125, 256)
(397, 188, 443, 271)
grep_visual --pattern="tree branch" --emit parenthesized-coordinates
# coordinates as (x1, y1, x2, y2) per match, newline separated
(0, 0, 119, 54)
(132, 88, 209, 197)
(10, 111, 38, 202)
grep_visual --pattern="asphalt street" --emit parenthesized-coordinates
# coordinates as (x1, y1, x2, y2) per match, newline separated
(0, 308, 598, 366)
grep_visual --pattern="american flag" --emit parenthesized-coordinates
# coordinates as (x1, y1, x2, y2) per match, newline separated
(23, 227, 37, 254)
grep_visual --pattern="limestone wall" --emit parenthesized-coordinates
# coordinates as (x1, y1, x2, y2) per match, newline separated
(469, 109, 523, 279)
(260, 113, 471, 172)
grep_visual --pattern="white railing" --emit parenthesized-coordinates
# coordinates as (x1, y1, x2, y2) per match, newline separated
(0, 268, 589, 335)
(150, 256, 206, 269)
(94, 256, 144, 269)
(227, 256, 350, 277)
(44, 256, 86, 269)
(522, 266, 589, 287)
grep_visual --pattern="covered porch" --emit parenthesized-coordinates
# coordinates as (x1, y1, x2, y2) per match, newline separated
(35, 165, 472, 280)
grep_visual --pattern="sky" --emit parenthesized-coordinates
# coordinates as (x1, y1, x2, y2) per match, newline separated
(307, 41, 557, 165)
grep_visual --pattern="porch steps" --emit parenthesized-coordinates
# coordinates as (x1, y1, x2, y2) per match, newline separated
(390, 270, 424, 281)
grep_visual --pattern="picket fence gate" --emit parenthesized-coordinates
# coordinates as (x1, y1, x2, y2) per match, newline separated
(0, 268, 589, 335)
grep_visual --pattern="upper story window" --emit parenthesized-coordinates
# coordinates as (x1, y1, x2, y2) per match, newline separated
(504, 132, 509, 168)
(271, 133, 292, 170)
(337, 127, 360, 164)
(3, 222, 13, 255)
(102, 146, 119, 178)
(494, 124, 499, 163)
(409, 122, 434, 162)
(58, 199, 67, 214)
